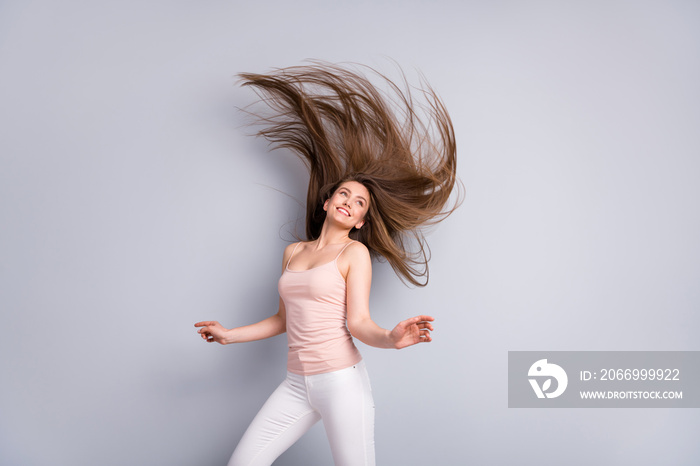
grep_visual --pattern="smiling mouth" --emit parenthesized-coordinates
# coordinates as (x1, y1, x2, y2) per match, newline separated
(336, 207, 350, 216)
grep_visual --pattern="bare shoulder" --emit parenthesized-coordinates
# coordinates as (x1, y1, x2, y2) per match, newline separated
(282, 242, 302, 268)
(338, 241, 371, 277)
(345, 241, 370, 261)
(283, 242, 300, 256)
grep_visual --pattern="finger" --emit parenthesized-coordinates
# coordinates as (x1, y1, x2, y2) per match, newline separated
(401, 316, 421, 327)
(194, 321, 215, 328)
(405, 315, 434, 325)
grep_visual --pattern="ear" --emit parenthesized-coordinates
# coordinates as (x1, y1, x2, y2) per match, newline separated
(355, 220, 365, 229)
(323, 199, 329, 211)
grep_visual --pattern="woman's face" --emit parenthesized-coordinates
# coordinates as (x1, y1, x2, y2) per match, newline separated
(323, 181, 370, 230)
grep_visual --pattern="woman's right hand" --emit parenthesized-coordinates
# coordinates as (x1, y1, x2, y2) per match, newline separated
(194, 321, 231, 345)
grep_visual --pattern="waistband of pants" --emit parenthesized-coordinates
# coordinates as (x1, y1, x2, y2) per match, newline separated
(287, 359, 366, 382)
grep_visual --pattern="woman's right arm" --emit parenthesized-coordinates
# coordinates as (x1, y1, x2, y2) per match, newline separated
(194, 297, 286, 345)
(193, 243, 296, 345)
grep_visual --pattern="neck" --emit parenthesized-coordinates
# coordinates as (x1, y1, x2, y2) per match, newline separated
(314, 221, 352, 249)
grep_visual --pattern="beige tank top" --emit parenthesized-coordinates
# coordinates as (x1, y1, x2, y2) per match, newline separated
(277, 241, 363, 375)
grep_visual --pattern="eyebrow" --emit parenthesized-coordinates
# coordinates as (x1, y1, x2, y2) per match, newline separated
(340, 187, 368, 204)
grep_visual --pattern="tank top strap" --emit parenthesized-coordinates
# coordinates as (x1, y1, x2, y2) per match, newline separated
(285, 242, 302, 270)
(334, 240, 357, 261)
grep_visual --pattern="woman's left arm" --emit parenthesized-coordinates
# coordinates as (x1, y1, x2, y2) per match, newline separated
(344, 243, 434, 349)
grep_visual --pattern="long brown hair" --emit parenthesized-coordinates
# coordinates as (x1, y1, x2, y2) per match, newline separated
(239, 62, 461, 286)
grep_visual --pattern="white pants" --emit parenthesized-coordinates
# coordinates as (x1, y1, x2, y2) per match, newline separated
(228, 360, 375, 466)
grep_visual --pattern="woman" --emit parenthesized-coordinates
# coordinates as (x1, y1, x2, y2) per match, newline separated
(195, 62, 459, 466)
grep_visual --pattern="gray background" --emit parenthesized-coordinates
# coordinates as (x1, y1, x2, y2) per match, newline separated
(1, 1, 698, 465)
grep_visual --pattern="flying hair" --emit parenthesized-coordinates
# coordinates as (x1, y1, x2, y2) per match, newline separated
(239, 61, 462, 286)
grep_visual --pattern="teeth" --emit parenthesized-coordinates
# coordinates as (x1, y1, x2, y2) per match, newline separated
(337, 207, 350, 216)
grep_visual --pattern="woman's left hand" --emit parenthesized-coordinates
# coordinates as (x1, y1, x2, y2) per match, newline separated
(389, 315, 434, 349)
